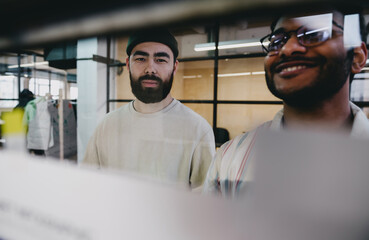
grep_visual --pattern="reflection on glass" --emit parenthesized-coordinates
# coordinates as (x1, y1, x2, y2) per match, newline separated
(109, 60, 215, 102)
(183, 103, 213, 126)
(217, 104, 281, 139)
(217, 22, 270, 56)
(218, 57, 278, 101)
(173, 61, 214, 100)
(176, 28, 214, 59)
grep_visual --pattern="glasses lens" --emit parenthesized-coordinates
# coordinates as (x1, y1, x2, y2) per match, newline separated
(268, 33, 285, 52)
(297, 27, 330, 46)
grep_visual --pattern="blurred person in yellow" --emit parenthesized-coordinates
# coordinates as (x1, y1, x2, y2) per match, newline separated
(83, 28, 215, 190)
(1, 108, 27, 135)
(203, 4, 368, 197)
(1, 89, 34, 135)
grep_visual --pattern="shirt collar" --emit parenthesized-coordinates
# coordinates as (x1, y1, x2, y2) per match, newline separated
(349, 102, 369, 138)
(269, 102, 369, 139)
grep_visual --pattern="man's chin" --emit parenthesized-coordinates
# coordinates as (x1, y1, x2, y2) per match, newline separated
(136, 95, 166, 104)
(142, 86, 159, 91)
(277, 90, 327, 109)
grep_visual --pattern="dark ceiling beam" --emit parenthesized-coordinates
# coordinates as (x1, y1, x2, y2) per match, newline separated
(0, 0, 368, 51)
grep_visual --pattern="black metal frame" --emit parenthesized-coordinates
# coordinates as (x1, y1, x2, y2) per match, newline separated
(212, 21, 220, 132)
(103, 24, 284, 131)
(0, 52, 75, 107)
(103, 27, 369, 131)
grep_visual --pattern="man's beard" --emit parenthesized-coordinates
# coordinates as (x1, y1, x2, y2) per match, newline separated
(265, 50, 354, 109)
(130, 72, 174, 104)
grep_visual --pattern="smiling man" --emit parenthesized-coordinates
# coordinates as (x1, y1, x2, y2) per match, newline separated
(83, 29, 215, 190)
(203, 5, 369, 197)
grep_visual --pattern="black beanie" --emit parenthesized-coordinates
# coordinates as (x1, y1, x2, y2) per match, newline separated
(126, 28, 178, 59)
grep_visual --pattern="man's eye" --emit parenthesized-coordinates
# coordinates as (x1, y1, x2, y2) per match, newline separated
(156, 58, 168, 63)
(135, 57, 145, 62)
(304, 30, 320, 39)
(301, 31, 327, 44)
(270, 38, 282, 46)
(270, 36, 284, 47)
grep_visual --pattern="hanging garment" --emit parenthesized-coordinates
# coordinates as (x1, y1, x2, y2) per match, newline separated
(26, 98, 54, 150)
(46, 100, 77, 159)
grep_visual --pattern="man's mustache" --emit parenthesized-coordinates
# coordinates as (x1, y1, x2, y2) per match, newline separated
(138, 75, 163, 82)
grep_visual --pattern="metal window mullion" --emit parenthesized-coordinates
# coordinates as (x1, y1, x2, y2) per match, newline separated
(106, 36, 111, 113)
(213, 22, 220, 132)
(17, 53, 21, 100)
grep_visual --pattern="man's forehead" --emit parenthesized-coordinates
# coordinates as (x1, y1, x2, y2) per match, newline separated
(132, 42, 173, 56)
(274, 11, 343, 30)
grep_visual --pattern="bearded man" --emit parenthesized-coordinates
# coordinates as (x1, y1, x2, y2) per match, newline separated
(83, 29, 215, 190)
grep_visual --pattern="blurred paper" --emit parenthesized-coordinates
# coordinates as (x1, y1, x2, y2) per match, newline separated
(0, 150, 250, 240)
(2, 130, 369, 240)
(247, 130, 369, 240)
(344, 14, 361, 49)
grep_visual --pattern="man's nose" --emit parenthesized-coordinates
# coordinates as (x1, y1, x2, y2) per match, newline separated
(279, 36, 307, 57)
(144, 59, 157, 74)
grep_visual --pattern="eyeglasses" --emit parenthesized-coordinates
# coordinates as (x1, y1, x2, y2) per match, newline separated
(260, 21, 344, 54)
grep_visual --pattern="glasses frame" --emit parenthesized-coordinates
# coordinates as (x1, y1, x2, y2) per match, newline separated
(260, 20, 344, 54)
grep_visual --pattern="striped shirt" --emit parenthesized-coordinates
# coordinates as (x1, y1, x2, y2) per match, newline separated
(203, 102, 369, 198)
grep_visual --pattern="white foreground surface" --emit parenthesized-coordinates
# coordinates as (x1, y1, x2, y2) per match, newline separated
(1, 131, 369, 240)
(0, 150, 246, 240)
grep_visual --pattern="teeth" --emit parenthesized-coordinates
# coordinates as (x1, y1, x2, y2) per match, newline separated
(281, 65, 306, 73)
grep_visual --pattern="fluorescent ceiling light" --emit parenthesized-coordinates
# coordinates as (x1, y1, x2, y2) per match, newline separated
(194, 39, 267, 52)
(183, 75, 202, 79)
(183, 72, 265, 79)
(218, 72, 251, 77)
(218, 71, 265, 77)
(8, 61, 49, 69)
(251, 71, 265, 75)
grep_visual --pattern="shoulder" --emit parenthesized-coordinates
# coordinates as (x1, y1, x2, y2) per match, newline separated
(173, 100, 210, 125)
(172, 100, 195, 114)
(350, 102, 369, 138)
(218, 121, 272, 158)
(95, 103, 131, 130)
(104, 103, 130, 120)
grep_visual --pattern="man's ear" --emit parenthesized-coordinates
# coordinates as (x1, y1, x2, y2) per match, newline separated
(126, 57, 130, 71)
(351, 42, 368, 74)
(173, 60, 179, 74)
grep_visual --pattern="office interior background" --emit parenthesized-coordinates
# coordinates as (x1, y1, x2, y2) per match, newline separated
(0, 0, 368, 160)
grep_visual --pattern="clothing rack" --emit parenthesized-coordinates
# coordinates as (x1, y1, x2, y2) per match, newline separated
(25, 92, 77, 160)
(58, 89, 64, 161)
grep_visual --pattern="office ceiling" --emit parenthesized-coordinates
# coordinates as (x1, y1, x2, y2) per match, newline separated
(0, 0, 368, 51)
